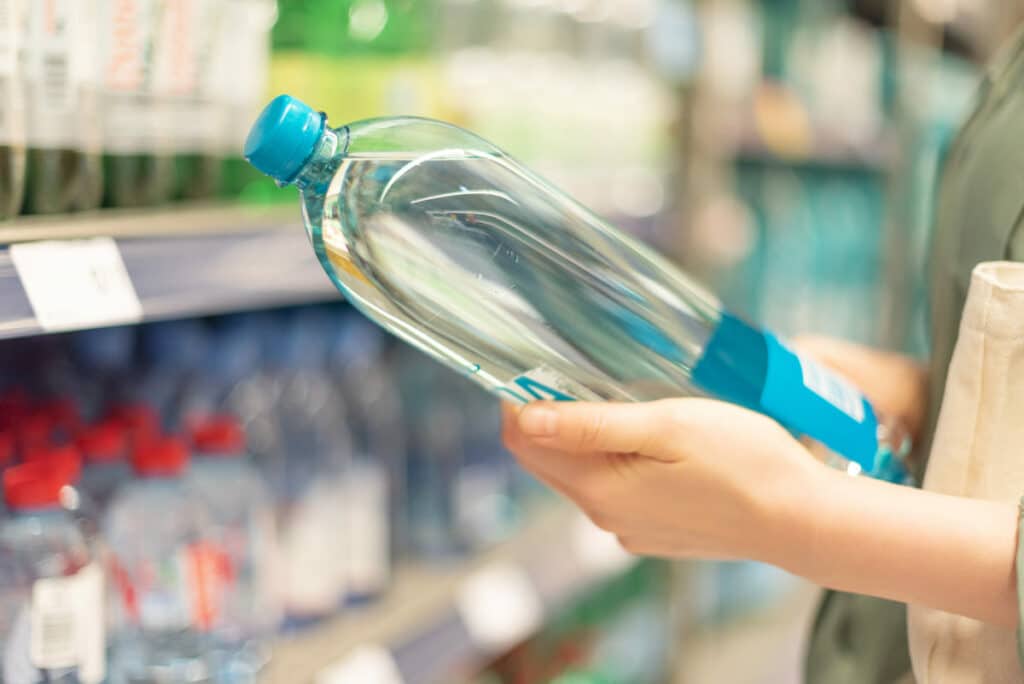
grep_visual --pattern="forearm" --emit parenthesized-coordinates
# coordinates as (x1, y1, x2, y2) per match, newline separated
(772, 470, 1018, 628)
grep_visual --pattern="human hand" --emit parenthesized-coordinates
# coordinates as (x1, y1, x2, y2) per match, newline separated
(502, 399, 826, 563)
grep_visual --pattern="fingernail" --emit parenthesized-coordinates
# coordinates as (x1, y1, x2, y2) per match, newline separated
(519, 405, 558, 437)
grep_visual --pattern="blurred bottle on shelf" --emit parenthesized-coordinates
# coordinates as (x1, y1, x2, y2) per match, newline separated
(152, 0, 223, 200)
(104, 437, 215, 684)
(21, 442, 102, 544)
(76, 419, 130, 515)
(137, 318, 210, 432)
(0, 461, 106, 684)
(98, 0, 175, 208)
(0, 0, 25, 221)
(217, 0, 277, 202)
(395, 346, 466, 559)
(454, 382, 518, 549)
(248, 309, 352, 626)
(328, 312, 399, 599)
(21, 0, 103, 216)
(187, 415, 279, 682)
(68, 325, 138, 423)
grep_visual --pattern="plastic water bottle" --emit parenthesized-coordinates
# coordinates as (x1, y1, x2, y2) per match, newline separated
(154, 0, 223, 200)
(69, 325, 137, 421)
(265, 310, 352, 625)
(245, 95, 913, 484)
(329, 312, 400, 599)
(76, 419, 130, 515)
(21, 444, 100, 543)
(21, 0, 103, 214)
(104, 437, 214, 684)
(187, 415, 278, 681)
(138, 319, 209, 431)
(97, 0, 175, 208)
(0, 0, 25, 220)
(0, 461, 106, 684)
(394, 346, 467, 559)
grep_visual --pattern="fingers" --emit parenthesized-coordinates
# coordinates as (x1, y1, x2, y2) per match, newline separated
(501, 401, 580, 496)
(516, 400, 672, 456)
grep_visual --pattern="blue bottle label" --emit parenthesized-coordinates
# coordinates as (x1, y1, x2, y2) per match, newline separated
(760, 334, 879, 469)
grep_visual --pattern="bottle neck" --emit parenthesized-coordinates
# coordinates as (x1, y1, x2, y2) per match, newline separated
(294, 126, 350, 193)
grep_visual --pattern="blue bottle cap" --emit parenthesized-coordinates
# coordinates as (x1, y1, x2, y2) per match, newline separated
(245, 94, 325, 184)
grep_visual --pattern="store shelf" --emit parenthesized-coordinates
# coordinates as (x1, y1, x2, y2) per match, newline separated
(263, 506, 637, 684)
(733, 131, 895, 172)
(0, 204, 339, 338)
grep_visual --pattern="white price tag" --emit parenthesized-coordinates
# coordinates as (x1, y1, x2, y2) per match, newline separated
(571, 513, 635, 579)
(12, 238, 143, 332)
(317, 645, 403, 684)
(456, 562, 543, 653)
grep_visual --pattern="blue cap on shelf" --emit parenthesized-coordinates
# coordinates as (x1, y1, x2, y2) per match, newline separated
(245, 94, 325, 184)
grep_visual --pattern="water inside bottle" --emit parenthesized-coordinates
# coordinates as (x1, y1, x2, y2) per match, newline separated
(313, 150, 717, 405)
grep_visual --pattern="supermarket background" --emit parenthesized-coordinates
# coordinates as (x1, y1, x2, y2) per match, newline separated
(0, 0, 1017, 682)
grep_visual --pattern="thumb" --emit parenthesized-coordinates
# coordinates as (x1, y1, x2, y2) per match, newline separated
(516, 400, 671, 456)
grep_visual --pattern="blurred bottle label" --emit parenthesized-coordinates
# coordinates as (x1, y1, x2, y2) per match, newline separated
(0, 0, 22, 144)
(98, 0, 157, 153)
(150, 0, 222, 154)
(29, 563, 105, 683)
(183, 541, 231, 631)
(22, 0, 81, 148)
(217, 0, 275, 155)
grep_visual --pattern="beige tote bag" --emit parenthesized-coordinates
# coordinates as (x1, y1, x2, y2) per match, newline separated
(908, 261, 1024, 683)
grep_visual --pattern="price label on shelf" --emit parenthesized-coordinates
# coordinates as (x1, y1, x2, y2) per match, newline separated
(317, 645, 404, 684)
(11, 237, 143, 332)
(456, 561, 543, 653)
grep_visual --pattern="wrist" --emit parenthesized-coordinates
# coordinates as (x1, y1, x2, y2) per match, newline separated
(749, 445, 837, 571)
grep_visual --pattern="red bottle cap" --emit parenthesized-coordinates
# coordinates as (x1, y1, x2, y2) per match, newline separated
(22, 444, 83, 484)
(133, 436, 188, 478)
(108, 403, 161, 443)
(189, 414, 246, 457)
(3, 461, 72, 510)
(76, 420, 127, 464)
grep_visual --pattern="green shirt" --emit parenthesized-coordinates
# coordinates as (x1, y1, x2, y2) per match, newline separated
(806, 28, 1024, 684)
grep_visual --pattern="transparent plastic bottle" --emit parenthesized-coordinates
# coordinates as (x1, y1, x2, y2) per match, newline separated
(0, 0, 25, 220)
(186, 414, 278, 682)
(328, 311, 401, 598)
(152, 0, 223, 200)
(394, 346, 467, 559)
(69, 325, 137, 423)
(0, 461, 106, 684)
(137, 319, 210, 432)
(76, 419, 130, 515)
(245, 96, 913, 484)
(104, 437, 214, 684)
(21, 0, 103, 215)
(21, 444, 100, 542)
(264, 310, 352, 626)
(217, 0, 276, 200)
(97, 0, 175, 208)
